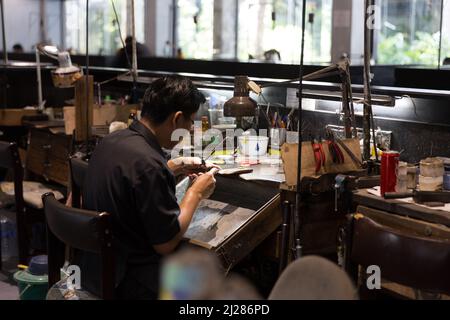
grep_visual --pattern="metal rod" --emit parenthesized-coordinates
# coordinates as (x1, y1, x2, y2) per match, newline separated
(279, 201, 291, 275)
(86, 0, 90, 146)
(295, 0, 307, 261)
(111, 0, 132, 70)
(363, 0, 374, 161)
(130, 0, 138, 103)
(234, 0, 239, 60)
(345, 62, 358, 138)
(39, 0, 47, 43)
(131, 0, 138, 82)
(438, 0, 444, 69)
(0, 0, 7, 108)
(36, 48, 43, 109)
(172, 0, 178, 57)
(0, 0, 7, 65)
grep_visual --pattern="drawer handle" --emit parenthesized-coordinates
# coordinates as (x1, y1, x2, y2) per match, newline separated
(43, 145, 52, 150)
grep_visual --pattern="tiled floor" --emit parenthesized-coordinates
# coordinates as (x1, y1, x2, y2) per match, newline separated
(0, 259, 19, 300)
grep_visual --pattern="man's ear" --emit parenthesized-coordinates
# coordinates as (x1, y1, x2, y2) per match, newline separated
(173, 111, 184, 128)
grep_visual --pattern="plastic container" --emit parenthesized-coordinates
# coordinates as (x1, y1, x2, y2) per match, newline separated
(396, 177, 408, 193)
(419, 175, 443, 192)
(444, 174, 450, 191)
(28, 255, 48, 276)
(14, 270, 48, 300)
(420, 158, 445, 178)
(397, 162, 408, 178)
(0, 216, 18, 262)
(446, 165, 450, 174)
(212, 117, 237, 130)
(286, 131, 300, 144)
(238, 136, 269, 157)
(437, 157, 450, 173)
(208, 109, 224, 127)
(14, 255, 49, 300)
(270, 129, 287, 150)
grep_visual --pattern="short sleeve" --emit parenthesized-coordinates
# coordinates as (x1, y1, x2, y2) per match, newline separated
(133, 168, 181, 245)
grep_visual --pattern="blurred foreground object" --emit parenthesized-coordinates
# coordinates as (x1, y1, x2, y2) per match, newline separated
(269, 256, 357, 300)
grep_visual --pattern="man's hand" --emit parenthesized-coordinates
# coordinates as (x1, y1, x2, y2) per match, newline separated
(153, 167, 219, 256)
(189, 168, 219, 200)
(168, 157, 219, 178)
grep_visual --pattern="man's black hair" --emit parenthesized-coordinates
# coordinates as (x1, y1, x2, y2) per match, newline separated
(141, 75, 205, 124)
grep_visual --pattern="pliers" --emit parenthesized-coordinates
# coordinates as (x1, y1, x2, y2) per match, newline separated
(326, 130, 345, 165)
(311, 137, 326, 174)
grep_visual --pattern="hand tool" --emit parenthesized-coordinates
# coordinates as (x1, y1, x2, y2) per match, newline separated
(311, 136, 326, 174)
(326, 130, 345, 165)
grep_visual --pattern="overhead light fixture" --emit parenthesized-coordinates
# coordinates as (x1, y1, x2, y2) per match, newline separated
(37, 44, 83, 89)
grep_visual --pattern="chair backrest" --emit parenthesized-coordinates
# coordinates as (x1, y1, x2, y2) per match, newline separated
(0, 141, 25, 218)
(348, 213, 450, 295)
(42, 193, 115, 300)
(269, 256, 357, 300)
(69, 157, 88, 208)
(0, 141, 15, 169)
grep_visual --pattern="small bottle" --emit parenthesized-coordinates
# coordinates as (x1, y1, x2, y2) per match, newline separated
(128, 109, 137, 127)
(1, 216, 17, 262)
(104, 95, 112, 107)
(201, 116, 209, 132)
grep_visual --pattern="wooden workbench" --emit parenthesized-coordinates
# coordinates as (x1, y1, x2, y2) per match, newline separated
(0, 108, 39, 126)
(352, 190, 450, 300)
(353, 189, 450, 227)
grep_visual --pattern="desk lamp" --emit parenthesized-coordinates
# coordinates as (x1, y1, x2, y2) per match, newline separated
(36, 44, 83, 110)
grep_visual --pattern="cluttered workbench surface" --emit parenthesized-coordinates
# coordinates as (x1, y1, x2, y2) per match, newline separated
(354, 189, 450, 227)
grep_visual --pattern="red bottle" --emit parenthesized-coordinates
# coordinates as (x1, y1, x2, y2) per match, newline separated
(381, 151, 400, 196)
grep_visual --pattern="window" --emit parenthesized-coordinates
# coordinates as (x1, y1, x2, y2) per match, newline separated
(237, 0, 333, 64)
(440, 0, 450, 66)
(64, 0, 145, 56)
(376, 0, 446, 66)
(176, 0, 214, 60)
(174, 0, 333, 63)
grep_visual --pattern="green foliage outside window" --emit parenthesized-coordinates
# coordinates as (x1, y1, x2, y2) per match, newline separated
(378, 31, 450, 66)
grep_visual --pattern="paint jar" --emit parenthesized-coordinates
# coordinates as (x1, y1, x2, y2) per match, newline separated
(419, 175, 444, 192)
(420, 158, 445, 178)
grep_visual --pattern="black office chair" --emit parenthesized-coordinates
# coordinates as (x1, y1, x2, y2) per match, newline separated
(42, 193, 115, 300)
(342, 207, 450, 299)
(0, 142, 27, 267)
(269, 256, 357, 300)
(69, 157, 88, 208)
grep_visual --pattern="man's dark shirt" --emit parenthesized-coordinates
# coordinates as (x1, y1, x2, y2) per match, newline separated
(79, 121, 180, 298)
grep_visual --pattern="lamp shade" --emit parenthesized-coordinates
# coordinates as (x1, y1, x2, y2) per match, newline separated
(51, 52, 83, 88)
(224, 76, 257, 118)
(37, 44, 83, 88)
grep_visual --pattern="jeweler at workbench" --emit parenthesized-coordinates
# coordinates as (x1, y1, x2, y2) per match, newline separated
(76, 75, 219, 300)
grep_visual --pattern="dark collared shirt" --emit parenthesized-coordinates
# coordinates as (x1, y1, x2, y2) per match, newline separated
(80, 121, 180, 298)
